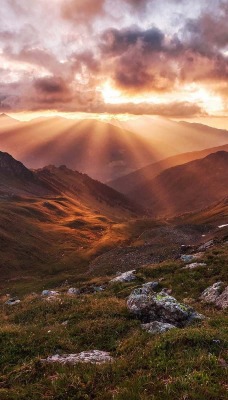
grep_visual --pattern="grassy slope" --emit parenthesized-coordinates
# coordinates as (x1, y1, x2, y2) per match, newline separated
(0, 242, 227, 400)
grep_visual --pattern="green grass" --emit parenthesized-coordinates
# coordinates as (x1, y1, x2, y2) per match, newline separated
(0, 243, 227, 399)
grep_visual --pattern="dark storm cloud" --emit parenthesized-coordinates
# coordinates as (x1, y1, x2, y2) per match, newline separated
(101, 27, 165, 55)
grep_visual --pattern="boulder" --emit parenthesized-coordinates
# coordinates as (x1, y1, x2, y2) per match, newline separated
(215, 287, 228, 309)
(110, 270, 136, 283)
(142, 321, 176, 335)
(182, 262, 207, 270)
(41, 290, 59, 297)
(181, 253, 204, 264)
(67, 288, 80, 295)
(43, 350, 113, 365)
(127, 285, 204, 327)
(200, 282, 228, 309)
(198, 240, 214, 251)
(5, 298, 20, 306)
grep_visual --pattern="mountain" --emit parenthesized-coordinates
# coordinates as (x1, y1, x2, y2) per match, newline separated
(129, 151, 228, 217)
(1, 116, 228, 183)
(109, 143, 228, 194)
(0, 151, 142, 280)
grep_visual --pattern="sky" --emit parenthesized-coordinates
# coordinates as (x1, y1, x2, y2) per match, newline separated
(0, 0, 227, 125)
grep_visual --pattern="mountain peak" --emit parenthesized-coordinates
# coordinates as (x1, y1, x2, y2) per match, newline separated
(0, 151, 34, 180)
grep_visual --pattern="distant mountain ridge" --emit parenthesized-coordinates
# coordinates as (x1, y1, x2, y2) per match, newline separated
(129, 151, 228, 217)
(109, 143, 228, 194)
(1, 115, 228, 182)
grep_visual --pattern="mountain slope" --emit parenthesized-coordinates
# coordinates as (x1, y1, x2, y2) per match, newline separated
(0, 151, 143, 281)
(109, 143, 228, 194)
(129, 151, 228, 217)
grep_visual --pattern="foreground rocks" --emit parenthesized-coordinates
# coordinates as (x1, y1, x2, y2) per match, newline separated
(5, 298, 21, 306)
(110, 270, 136, 283)
(180, 253, 204, 263)
(182, 262, 207, 270)
(200, 282, 228, 309)
(127, 282, 204, 329)
(42, 350, 113, 365)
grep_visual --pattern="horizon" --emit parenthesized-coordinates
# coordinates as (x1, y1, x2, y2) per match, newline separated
(0, 0, 227, 130)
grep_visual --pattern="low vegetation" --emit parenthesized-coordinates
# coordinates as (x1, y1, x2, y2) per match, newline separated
(0, 243, 227, 399)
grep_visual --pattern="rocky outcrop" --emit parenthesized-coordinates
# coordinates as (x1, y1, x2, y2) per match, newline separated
(127, 283, 204, 328)
(200, 282, 228, 309)
(43, 350, 113, 365)
(110, 270, 136, 283)
(142, 321, 176, 335)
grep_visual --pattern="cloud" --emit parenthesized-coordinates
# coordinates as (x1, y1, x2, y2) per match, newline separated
(61, 0, 106, 22)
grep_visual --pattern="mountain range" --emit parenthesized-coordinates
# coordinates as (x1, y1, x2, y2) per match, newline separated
(1, 114, 228, 182)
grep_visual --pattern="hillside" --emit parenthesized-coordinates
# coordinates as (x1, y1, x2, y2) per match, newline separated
(129, 151, 228, 217)
(1, 116, 228, 183)
(0, 152, 143, 283)
(109, 143, 228, 194)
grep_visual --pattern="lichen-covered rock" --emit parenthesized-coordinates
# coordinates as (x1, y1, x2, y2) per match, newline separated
(110, 270, 136, 283)
(200, 282, 228, 309)
(43, 350, 113, 365)
(127, 285, 204, 327)
(200, 282, 223, 303)
(142, 321, 176, 335)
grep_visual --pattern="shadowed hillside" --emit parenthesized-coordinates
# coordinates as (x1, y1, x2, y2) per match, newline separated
(129, 151, 228, 217)
(109, 144, 228, 194)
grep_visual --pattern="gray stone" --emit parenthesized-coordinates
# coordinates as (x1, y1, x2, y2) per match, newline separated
(127, 285, 204, 327)
(42, 290, 59, 297)
(200, 282, 224, 304)
(142, 281, 159, 291)
(181, 253, 204, 264)
(110, 270, 136, 283)
(182, 262, 207, 270)
(43, 350, 113, 365)
(142, 321, 176, 335)
(5, 298, 20, 306)
(216, 287, 228, 310)
(198, 240, 214, 251)
(67, 288, 80, 295)
(201, 282, 228, 309)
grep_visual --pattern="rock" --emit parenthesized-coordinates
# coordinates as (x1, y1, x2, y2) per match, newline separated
(110, 270, 136, 283)
(142, 281, 159, 291)
(198, 240, 214, 251)
(200, 282, 223, 303)
(67, 288, 80, 295)
(43, 350, 113, 365)
(127, 285, 204, 327)
(5, 298, 20, 306)
(215, 287, 228, 309)
(200, 282, 228, 309)
(182, 262, 207, 270)
(42, 290, 59, 297)
(92, 286, 105, 293)
(180, 253, 204, 263)
(142, 321, 176, 335)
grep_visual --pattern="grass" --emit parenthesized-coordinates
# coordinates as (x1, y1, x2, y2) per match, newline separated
(0, 243, 227, 399)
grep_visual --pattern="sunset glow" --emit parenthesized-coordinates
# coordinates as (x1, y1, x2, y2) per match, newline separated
(0, 0, 227, 129)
